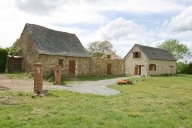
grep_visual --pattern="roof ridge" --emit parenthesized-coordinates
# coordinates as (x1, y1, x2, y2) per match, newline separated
(26, 23, 75, 35)
(137, 44, 172, 54)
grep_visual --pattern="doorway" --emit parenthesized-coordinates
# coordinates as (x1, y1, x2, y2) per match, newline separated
(135, 66, 141, 75)
(69, 60, 76, 76)
(107, 64, 112, 75)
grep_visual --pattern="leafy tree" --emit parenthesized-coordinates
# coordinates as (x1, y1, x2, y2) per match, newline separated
(0, 48, 8, 72)
(176, 62, 188, 74)
(7, 39, 22, 56)
(87, 41, 113, 57)
(157, 39, 191, 60)
(187, 62, 192, 74)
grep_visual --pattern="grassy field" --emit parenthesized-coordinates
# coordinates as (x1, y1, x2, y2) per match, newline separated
(0, 75, 192, 128)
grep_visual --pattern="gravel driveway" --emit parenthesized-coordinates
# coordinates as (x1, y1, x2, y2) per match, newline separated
(0, 74, 138, 96)
(50, 76, 136, 96)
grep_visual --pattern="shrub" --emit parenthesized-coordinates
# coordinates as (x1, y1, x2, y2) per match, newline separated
(187, 62, 192, 74)
(7, 39, 22, 56)
(176, 62, 188, 74)
(0, 48, 8, 72)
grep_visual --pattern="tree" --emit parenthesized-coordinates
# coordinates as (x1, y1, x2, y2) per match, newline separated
(176, 62, 188, 74)
(187, 62, 192, 74)
(0, 48, 8, 72)
(157, 39, 191, 60)
(87, 41, 113, 57)
(7, 39, 22, 56)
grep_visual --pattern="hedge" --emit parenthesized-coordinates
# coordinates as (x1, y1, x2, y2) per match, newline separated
(0, 48, 8, 72)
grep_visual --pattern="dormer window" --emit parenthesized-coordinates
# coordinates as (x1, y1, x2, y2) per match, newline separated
(133, 52, 141, 58)
(107, 55, 111, 59)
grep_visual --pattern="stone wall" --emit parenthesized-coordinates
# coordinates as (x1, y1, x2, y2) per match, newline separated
(17, 26, 39, 73)
(38, 55, 91, 77)
(90, 58, 124, 76)
(124, 45, 148, 76)
(38, 55, 124, 77)
(148, 60, 176, 75)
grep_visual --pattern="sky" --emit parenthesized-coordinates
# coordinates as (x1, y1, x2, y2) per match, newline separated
(0, 0, 192, 61)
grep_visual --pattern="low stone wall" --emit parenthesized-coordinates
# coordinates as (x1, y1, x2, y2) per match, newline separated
(90, 58, 124, 76)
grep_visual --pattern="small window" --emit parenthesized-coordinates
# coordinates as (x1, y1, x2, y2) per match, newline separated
(133, 52, 141, 58)
(107, 55, 111, 59)
(149, 64, 156, 71)
(58, 59, 63, 68)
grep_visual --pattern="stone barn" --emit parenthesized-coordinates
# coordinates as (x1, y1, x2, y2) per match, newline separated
(101, 50, 121, 60)
(17, 23, 124, 77)
(124, 44, 176, 76)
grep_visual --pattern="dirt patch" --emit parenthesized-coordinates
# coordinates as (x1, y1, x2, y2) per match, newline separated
(0, 74, 52, 92)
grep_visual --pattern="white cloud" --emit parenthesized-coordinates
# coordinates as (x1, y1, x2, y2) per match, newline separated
(79, 0, 184, 14)
(95, 17, 144, 40)
(81, 17, 150, 57)
(0, 0, 191, 61)
(15, 0, 63, 15)
(168, 6, 192, 32)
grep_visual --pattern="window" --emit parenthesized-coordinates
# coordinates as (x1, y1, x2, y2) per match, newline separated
(149, 64, 156, 71)
(133, 52, 141, 58)
(107, 55, 111, 59)
(58, 59, 63, 68)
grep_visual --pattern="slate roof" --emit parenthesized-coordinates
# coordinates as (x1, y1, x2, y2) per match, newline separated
(124, 44, 176, 61)
(137, 44, 176, 61)
(25, 23, 89, 57)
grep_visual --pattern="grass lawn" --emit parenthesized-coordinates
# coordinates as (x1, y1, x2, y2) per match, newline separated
(0, 75, 192, 128)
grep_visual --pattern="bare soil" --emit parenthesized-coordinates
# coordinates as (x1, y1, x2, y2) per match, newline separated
(0, 74, 52, 92)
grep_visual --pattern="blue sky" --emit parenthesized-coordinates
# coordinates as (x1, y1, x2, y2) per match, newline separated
(0, 0, 192, 61)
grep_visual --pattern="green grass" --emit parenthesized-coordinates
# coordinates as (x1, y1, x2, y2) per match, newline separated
(6, 72, 32, 79)
(0, 75, 192, 128)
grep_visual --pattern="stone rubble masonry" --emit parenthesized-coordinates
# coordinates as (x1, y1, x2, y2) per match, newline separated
(90, 58, 124, 76)
(38, 55, 124, 77)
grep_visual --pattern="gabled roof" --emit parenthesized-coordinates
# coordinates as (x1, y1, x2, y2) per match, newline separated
(25, 23, 89, 57)
(125, 44, 176, 61)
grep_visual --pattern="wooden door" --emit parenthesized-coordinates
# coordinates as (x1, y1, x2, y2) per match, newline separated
(107, 64, 112, 75)
(139, 66, 141, 75)
(135, 66, 138, 75)
(69, 60, 76, 76)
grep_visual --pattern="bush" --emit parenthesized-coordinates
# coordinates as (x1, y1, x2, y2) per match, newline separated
(7, 39, 22, 56)
(176, 62, 188, 74)
(0, 48, 8, 72)
(187, 62, 192, 74)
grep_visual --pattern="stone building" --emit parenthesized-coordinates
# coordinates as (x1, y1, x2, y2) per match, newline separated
(101, 50, 121, 60)
(17, 23, 124, 77)
(124, 44, 176, 76)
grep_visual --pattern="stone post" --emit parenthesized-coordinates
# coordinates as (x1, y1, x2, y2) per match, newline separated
(34, 63, 43, 94)
(54, 64, 61, 85)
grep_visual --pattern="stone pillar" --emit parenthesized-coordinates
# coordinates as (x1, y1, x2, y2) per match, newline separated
(54, 64, 61, 85)
(34, 63, 43, 94)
